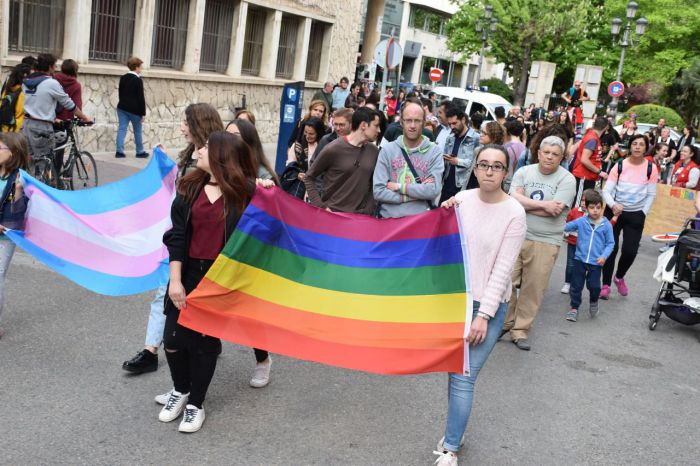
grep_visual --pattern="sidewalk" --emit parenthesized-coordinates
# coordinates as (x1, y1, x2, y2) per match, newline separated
(91, 142, 280, 170)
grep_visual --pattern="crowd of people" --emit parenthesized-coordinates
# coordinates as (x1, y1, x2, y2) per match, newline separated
(0, 61, 696, 463)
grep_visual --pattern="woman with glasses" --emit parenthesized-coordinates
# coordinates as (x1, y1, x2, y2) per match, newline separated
(434, 145, 526, 466)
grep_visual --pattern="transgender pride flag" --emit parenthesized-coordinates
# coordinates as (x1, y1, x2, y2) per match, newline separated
(6, 148, 177, 296)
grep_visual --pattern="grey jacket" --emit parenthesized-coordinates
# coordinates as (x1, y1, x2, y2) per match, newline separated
(22, 74, 76, 122)
(373, 136, 444, 218)
(443, 128, 480, 190)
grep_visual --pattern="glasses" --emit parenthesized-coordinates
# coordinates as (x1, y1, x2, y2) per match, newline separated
(475, 162, 506, 173)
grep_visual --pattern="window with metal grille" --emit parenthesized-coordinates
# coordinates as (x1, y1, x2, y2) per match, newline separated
(151, 0, 190, 69)
(276, 15, 298, 80)
(241, 7, 266, 76)
(8, 0, 65, 56)
(449, 64, 463, 87)
(305, 21, 326, 81)
(89, 0, 136, 63)
(200, 0, 233, 73)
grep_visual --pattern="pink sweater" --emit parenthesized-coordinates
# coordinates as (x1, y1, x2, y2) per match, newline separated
(455, 189, 527, 317)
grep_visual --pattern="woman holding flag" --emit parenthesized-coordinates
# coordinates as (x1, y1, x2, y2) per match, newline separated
(434, 145, 526, 465)
(157, 131, 273, 433)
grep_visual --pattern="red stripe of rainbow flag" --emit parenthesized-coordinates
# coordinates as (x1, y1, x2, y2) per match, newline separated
(179, 187, 470, 375)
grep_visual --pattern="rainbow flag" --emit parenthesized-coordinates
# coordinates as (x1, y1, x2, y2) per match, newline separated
(179, 187, 472, 375)
(6, 148, 176, 296)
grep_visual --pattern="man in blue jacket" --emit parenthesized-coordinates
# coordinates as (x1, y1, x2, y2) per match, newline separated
(563, 189, 615, 322)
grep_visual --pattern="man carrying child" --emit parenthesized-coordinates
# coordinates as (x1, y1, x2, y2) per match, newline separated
(563, 189, 615, 322)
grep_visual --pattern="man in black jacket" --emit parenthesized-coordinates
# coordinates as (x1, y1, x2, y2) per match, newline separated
(115, 56, 147, 158)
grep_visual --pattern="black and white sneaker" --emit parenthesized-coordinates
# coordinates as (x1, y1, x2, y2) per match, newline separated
(158, 390, 189, 422)
(178, 404, 205, 433)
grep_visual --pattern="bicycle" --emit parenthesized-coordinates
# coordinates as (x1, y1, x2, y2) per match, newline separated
(33, 119, 98, 190)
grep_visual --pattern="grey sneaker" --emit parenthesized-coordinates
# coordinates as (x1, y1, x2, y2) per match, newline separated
(589, 301, 599, 318)
(566, 309, 578, 322)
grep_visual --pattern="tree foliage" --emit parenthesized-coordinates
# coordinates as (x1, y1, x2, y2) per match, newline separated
(664, 58, 700, 125)
(480, 78, 513, 101)
(445, 0, 607, 105)
(445, 0, 700, 106)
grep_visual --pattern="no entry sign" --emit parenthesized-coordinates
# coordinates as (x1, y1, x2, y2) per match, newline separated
(429, 68, 443, 82)
(608, 81, 625, 98)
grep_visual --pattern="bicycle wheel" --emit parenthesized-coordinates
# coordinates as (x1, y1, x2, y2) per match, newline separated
(34, 157, 58, 188)
(69, 151, 98, 190)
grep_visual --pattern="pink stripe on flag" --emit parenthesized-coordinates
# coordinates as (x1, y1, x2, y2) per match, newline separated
(25, 176, 175, 237)
(24, 218, 168, 277)
(251, 186, 459, 242)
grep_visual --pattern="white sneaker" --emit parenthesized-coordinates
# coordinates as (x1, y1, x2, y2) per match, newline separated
(433, 450, 458, 466)
(158, 390, 189, 422)
(560, 283, 570, 294)
(155, 388, 173, 405)
(250, 356, 272, 388)
(437, 435, 465, 452)
(178, 404, 205, 433)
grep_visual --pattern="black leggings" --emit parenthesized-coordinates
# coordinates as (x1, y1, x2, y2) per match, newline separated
(602, 209, 646, 286)
(164, 259, 220, 408)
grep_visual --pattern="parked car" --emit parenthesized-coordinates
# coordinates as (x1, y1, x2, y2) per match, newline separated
(432, 86, 512, 122)
(613, 122, 681, 142)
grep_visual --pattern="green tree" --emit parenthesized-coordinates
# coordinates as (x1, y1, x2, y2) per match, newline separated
(480, 78, 512, 101)
(445, 0, 605, 105)
(604, 0, 700, 87)
(664, 59, 700, 125)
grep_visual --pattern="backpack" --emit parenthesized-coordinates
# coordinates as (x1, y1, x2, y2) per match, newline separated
(616, 159, 653, 180)
(0, 88, 21, 129)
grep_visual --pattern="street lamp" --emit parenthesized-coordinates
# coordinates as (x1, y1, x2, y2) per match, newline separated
(607, 0, 647, 120)
(474, 5, 497, 88)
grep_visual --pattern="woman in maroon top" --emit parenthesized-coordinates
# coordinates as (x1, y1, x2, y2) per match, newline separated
(159, 131, 273, 433)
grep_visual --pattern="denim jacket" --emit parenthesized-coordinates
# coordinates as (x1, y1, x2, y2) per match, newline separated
(0, 170, 28, 231)
(443, 128, 480, 190)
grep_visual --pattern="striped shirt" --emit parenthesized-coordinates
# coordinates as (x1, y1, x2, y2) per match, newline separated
(603, 159, 659, 214)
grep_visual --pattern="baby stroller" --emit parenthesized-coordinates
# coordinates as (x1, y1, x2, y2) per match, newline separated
(650, 218, 700, 330)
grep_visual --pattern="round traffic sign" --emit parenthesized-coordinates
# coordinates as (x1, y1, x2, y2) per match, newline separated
(373, 38, 403, 70)
(608, 81, 625, 98)
(429, 68, 443, 82)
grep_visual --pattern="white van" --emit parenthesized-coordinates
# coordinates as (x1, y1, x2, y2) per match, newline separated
(432, 86, 512, 121)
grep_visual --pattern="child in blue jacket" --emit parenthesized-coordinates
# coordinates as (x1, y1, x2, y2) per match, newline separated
(563, 189, 615, 322)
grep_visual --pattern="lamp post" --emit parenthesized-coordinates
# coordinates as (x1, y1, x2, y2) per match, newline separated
(474, 5, 497, 88)
(608, 0, 647, 120)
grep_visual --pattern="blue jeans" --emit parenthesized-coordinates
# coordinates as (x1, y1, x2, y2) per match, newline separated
(116, 108, 144, 154)
(144, 284, 167, 347)
(569, 259, 602, 309)
(564, 243, 576, 283)
(443, 301, 507, 452)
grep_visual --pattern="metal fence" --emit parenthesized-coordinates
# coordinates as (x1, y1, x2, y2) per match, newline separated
(275, 15, 298, 80)
(9, 0, 65, 55)
(305, 21, 325, 81)
(89, 0, 136, 63)
(151, 0, 189, 69)
(241, 8, 266, 76)
(200, 0, 233, 73)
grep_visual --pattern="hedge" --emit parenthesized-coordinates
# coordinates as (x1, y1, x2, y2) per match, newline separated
(621, 104, 685, 128)
(479, 78, 513, 102)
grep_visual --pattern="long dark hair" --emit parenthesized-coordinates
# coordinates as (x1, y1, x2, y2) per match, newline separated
(177, 131, 257, 216)
(177, 103, 223, 168)
(302, 117, 326, 145)
(229, 118, 279, 185)
(1, 64, 30, 95)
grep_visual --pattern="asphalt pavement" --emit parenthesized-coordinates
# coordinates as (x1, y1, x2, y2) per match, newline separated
(1, 157, 699, 465)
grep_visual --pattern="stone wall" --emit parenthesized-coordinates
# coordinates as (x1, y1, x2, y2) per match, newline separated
(0, 0, 364, 154)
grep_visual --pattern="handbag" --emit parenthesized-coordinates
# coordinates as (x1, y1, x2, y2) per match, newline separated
(280, 161, 306, 199)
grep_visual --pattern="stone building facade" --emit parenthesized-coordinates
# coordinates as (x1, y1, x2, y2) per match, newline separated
(0, 0, 363, 153)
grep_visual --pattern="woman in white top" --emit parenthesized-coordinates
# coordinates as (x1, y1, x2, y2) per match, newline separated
(434, 145, 527, 466)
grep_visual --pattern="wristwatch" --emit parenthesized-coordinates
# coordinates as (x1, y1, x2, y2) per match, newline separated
(476, 311, 491, 321)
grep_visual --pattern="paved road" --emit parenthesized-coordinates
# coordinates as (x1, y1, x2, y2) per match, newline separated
(2, 160, 699, 465)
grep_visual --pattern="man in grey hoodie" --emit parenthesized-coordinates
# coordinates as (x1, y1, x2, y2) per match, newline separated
(373, 100, 444, 218)
(21, 53, 91, 160)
